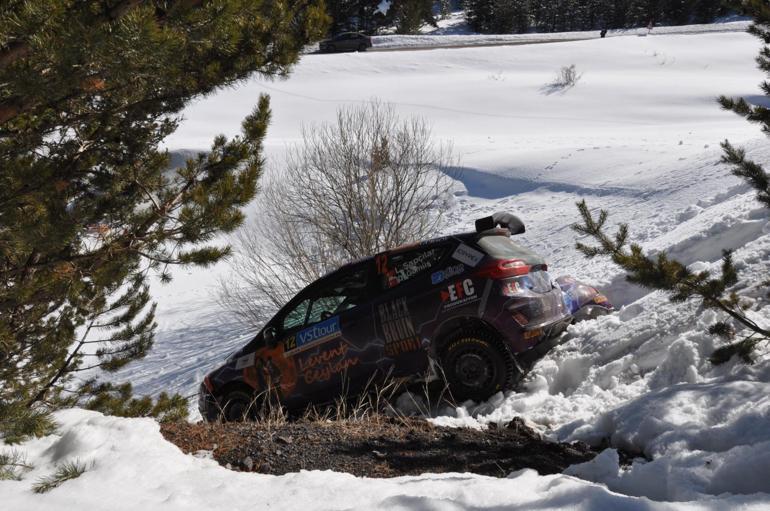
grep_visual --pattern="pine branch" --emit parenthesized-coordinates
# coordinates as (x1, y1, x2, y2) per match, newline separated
(572, 201, 770, 357)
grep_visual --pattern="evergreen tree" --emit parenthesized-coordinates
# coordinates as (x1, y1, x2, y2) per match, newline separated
(439, 0, 454, 18)
(693, 0, 724, 23)
(390, 0, 437, 34)
(572, 1, 770, 365)
(0, 0, 328, 441)
(326, 0, 386, 34)
(467, 0, 720, 33)
(465, 0, 529, 33)
(662, 0, 695, 25)
(465, 0, 496, 32)
(491, 0, 530, 33)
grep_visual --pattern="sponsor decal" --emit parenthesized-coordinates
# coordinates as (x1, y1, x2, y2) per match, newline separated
(378, 248, 442, 288)
(243, 342, 298, 397)
(378, 297, 421, 357)
(451, 243, 484, 267)
(502, 280, 522, 296)
(234, 352, 255, 370)
(393, 248, 441, 285)
(285, 316, 341, 356)
(430, 263, 465, 285)
(297, 341, 359, 385)
(440, 278, 479, 309)
(376, 254, 398, 288)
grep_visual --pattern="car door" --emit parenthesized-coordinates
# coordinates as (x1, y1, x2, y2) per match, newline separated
(239, 292, 311, 408)
(371, 244, 451, 379)
(340, 33, 355, 51)
(276, 261, 377, 406)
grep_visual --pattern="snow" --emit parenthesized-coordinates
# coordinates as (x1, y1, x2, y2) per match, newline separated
(4, 27, 770, 509)
(4, 408, 770, 510)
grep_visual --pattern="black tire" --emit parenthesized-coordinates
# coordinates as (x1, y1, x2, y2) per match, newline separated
(440, 329, 518, 402)
(220, 389, 255, 422)
(358, 43, 367, 52)
(327, 44, 336, 53)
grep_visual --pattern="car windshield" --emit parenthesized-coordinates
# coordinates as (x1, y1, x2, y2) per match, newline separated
(476, 235, 545, 265)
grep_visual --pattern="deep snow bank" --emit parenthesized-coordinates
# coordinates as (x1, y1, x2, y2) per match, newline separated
(2, 409, 770, 511)
(433, 214, 770, 501)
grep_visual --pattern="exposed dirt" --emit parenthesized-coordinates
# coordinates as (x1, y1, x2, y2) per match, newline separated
(161, 417, 598, 478)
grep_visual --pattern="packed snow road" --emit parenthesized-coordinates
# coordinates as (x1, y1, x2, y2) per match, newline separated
(5, 27, 764, 509)
(360, 20, 752, 52)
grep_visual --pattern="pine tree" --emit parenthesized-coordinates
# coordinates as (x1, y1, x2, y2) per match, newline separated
(0, 0, 328, 441)
(326, 0, 386, 34)
(572, 1, 770, 365)
(465, 0, 496, 32)
(390, 0, 437, 34)
(489, 0, 530, 33)
(439, 0, 454, 19)
(693, 0, 723, 24)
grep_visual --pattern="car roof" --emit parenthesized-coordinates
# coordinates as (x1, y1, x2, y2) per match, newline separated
(324, 231, 481, 279)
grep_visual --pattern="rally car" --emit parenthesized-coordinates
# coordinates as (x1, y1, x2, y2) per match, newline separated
(199, 212, 613, 421)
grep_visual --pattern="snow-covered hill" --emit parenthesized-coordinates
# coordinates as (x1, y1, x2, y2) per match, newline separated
(3, 28, 769, 509)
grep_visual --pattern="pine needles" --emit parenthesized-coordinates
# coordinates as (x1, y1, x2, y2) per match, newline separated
(32, 460, 89, 494)
(0, 450, 33, 481)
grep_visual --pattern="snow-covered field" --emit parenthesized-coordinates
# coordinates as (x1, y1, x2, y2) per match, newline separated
(3, 27, 770, 509)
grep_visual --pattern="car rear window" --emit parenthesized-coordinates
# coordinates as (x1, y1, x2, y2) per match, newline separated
(476, 235, 545, 265)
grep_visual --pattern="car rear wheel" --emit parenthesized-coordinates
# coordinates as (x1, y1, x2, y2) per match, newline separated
(358, 43, 367, 52)
(440, 329, 517, 402)
(221, 389, 255, 422)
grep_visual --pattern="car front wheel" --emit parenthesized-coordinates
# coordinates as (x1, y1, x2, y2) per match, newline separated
(440, 330, 517, 402)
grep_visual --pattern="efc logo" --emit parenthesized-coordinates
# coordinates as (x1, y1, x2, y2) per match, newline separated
(440, 279, 478, 310)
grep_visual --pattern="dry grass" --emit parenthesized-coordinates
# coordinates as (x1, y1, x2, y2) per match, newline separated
(212, 365, 461, 428)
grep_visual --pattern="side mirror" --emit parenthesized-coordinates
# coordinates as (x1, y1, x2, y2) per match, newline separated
(264, 326, 278, 348)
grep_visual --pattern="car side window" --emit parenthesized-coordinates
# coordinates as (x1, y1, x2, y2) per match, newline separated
(307, 295, 346, 324)
(309, 265, 369, 320)
(376, 246, 447, 290)
(282, 299, 309, 331)
(280, 264, 370, 332)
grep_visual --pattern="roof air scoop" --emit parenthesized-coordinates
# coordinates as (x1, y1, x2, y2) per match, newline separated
(474, 212, 526, 235)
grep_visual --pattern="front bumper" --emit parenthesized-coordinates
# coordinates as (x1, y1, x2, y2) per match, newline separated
(197, 382, 220, 422)
(516, 317, 572, 368)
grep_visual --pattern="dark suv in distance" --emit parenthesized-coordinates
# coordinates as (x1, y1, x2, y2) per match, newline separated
(319, 32, 373, 53)
(199, 213, 613, 421)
